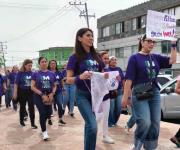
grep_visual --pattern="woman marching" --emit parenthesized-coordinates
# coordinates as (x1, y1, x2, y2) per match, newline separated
(13, 59, 37, 128)
(122, 34, 177, 150)
(31, 57, 56, 140)
(66, 28, 107, 150)
(48, 59, 66, 126)
(108, 56, 125, 127)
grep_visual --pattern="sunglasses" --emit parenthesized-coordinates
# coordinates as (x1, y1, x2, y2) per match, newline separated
(144, 39, 156, 44)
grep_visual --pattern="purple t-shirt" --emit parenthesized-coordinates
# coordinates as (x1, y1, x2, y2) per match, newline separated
(31, 70, 56, 93)
(15, 71, 32, 90)
(8, 72, 18, 85)
(125, 53, 172, 86)
(108, 67, 124, 89)
(55, 71, 63, 93)
(67, 53, 104, 91)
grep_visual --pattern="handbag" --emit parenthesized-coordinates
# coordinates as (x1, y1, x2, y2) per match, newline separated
(134, 55, 154, 101)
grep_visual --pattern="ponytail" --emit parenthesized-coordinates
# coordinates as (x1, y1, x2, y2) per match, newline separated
(138, 34, 146, 51)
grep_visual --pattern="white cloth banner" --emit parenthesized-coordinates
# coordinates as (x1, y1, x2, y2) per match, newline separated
(146, 10, 177, 41)
(91, 71, 119, 121)
(107, 71, 119, 90)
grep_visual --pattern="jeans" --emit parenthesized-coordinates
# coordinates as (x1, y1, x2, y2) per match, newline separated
(5, 87, 11, 107)
(76, 89, 97, 150)
(33, 94, 52, 132)
(64, 84, 76, 113)
(18, 88, 35, 125)
(54, 92, 67, 118)
(108, 89, 123, 126)
(132, 88, 161, 150)
(127, 105, 136, 129)
(10, 84, 17, 110)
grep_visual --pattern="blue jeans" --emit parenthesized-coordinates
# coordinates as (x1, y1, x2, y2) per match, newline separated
(33, 94, 52, 132)
(108, 89, 122, 126)
(64, 84, 76, 113)
(5, 87, 11, 106)
(132, 88, 161, 150)
(54, 92, 67, 118)
(127, 105, 136, 129)
(76, 89, 97, 150)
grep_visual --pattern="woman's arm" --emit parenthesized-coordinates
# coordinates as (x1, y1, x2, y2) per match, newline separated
(122, 80, 133, 107)
(31, 80, 43, 95)
(169, 41, 177, 64)
(66, 70, 75, 84)
(175, 80, 180, 94)
(66, 70, 92, 84)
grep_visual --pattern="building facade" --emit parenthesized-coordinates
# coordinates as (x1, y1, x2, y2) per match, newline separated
(39, 47, 73, 69)
(97, 0, 180, 71)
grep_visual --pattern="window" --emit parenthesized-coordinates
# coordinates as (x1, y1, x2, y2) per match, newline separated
(169, 8, 175, 15)
(175, 6, 180, 19)
(141, 16, 146, 28)
(115, 22, 123, 34)
(115, 47, 124, 58)
(124, 20, 132, 32)
(102, 26, 110, 37)
(132, 18, 137, 30)
(131, 45, 138, 54)
(98, 28, 102, 38)
(163, 7, 175, 15)
(161, 80, 177, 94)
(161, 41, 171, 54)
(110, 24, 115, 35)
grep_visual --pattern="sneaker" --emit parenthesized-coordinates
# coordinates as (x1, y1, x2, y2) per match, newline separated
(59, 119, 66, 126)
(42, 131, 49, 141)
(31, 124, 38, 129)
(102, 136, 114, 144)
(24, 116, 28, 121)
(170, 137, 180, 147)
(20, 121, 25, 127)
(48, 119, 53, 125)
(125, 125, 131, 134)
(68, 112, 74, 117)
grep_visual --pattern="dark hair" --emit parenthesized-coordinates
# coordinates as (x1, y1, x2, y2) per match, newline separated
(75, 28, 101, 64)
(100, 51, 108, 58)
(48, 59, 58, 71)
(38, 57, 47, 65)
(138, 34, 146, 51)
(20, 59, 33, 72)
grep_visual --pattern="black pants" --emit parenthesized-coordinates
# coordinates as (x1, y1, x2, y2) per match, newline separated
(18, 88, 35, 125)
(175, 128, 180, 139)
(33, 94, 52, 132)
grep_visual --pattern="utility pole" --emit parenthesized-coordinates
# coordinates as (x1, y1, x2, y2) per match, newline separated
(69, 1, 95, 28)
(0, 41, 7, 72)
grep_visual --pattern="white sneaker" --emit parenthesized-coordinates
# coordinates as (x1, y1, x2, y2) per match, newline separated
(102, 136, 114, 144)
(42, 131, 49, 140)
(125, 125, 130, 134)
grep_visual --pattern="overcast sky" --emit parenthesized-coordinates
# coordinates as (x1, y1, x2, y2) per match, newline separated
(0, 0, 149, 66)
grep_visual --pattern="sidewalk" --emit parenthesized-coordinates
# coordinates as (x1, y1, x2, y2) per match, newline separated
(0, 105, 179, 150)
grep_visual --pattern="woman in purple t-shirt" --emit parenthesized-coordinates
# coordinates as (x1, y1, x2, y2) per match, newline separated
(66, 28, 106, 150)
(31, 57, 57, 141)
(122, 34, 177, 150)
(48, 59, 66, 126)
(13, 59, 37, 129)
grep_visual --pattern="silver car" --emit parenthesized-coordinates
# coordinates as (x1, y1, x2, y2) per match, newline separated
(160, 76, 180, 119)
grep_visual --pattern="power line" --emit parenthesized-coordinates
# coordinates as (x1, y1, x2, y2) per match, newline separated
(69, 1, 95, 28)
(0, 2, 59, 9)
(6, 3, 70, 43)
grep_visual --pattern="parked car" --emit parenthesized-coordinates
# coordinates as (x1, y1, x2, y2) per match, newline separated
(160, 76, 180, 119)
(157, 74, 173, 89)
